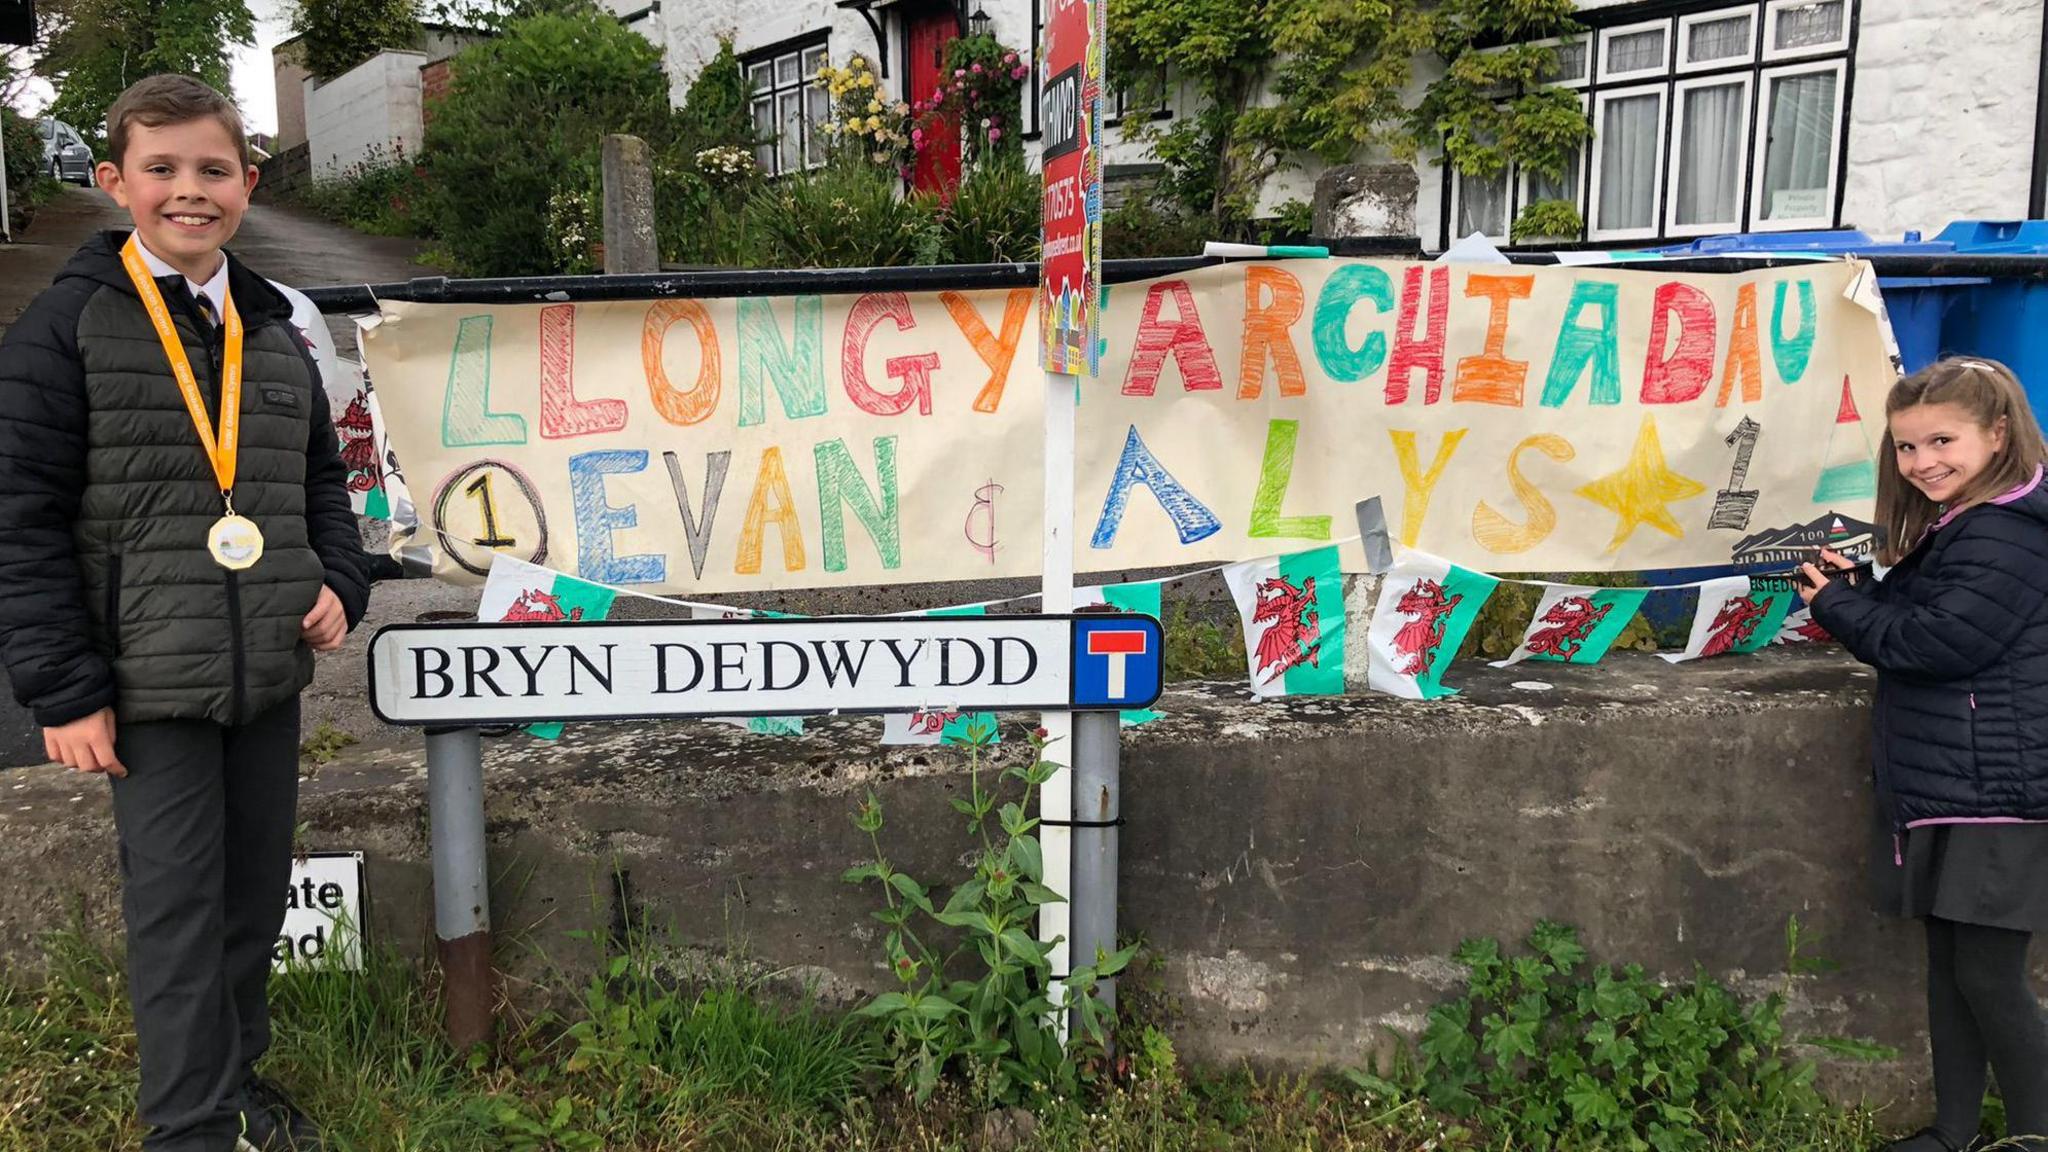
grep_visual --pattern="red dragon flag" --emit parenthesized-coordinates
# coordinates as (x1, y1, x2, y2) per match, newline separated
(1658, 576, 1798, 664)
(477, 554, 620, 739)
(1364, 552, 1500, 700)
(1223, 546, 1348, 699)
(1490, 585, 1650, 668)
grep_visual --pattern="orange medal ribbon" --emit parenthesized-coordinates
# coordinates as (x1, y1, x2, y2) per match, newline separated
(120, 235, 263, 569)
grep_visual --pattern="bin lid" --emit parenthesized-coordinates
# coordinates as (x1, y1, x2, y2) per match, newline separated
(1930, 220, 2048, 252)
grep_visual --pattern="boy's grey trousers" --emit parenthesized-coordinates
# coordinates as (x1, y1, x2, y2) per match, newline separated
(108, 698, 300, 1152)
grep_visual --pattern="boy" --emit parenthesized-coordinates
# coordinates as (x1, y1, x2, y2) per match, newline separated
(0, 75, 369, 1151)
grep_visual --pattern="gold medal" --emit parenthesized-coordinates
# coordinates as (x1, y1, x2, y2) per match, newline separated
(207, 513, 265, 570)
(120, 236, 254, 571)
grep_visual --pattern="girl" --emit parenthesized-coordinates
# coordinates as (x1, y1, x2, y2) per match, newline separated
(1802, 357, 2048, 1152)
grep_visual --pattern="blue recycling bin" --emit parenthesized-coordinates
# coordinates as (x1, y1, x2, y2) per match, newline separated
(1929, 220, 2048, 413)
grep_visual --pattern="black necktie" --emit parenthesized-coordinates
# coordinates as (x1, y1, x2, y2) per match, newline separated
(193, 292, 219, 331)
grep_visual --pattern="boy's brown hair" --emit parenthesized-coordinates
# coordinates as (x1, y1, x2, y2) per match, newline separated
(104, 75, 248, 169)
(1876, 357, 2048, 563)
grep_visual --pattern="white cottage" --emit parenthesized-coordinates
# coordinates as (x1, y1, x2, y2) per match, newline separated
(649, 0, 2048, 250)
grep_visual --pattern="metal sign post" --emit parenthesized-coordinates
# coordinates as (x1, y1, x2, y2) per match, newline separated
(369, 613, 1164, 1044)
(1039, 0, 1106, 1043)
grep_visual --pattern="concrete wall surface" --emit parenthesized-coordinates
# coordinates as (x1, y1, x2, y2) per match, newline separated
(303, 51, 430, 179)
(0, 646, 1972, 1114)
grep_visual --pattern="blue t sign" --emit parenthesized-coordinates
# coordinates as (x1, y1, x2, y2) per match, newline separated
(1069, 616, 1164, 711)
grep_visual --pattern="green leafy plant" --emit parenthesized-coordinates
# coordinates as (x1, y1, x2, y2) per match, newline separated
(1412, 0, 1593, 243)
(1102, 193, 1214, 260)
(290, 0, 421, 81)
(297, 720, 359, 767)
(418, 3, 671, 275)
(1357, 919, 1893, 1151)
(1162, 602, 1246, 682)
(745, 162, 943, 269)
(1108, 0, 1430, 238)
(935, 150, 1040, 265)
(1, 109, 61, 235)
(1514, 198, 1585, 244)
(845, 723, 1136, 1105)
(910, 34, 1029, 174)
(294, 141, 430, 237)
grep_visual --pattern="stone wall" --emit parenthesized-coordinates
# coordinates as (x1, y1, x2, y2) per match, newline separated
(0, 646, 1970, 1118)
(1840, 0, 2043, 234)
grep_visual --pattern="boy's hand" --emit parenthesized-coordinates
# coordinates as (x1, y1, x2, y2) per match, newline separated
(303, 585, 347, 652)
(45, 707, 124, 778)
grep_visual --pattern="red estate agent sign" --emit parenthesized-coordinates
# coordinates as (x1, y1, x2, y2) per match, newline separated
(1039, 0, 1103, 377)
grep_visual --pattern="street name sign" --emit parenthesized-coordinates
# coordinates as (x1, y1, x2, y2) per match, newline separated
(368, 614, 1164, 726)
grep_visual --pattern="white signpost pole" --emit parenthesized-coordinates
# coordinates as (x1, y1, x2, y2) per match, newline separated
(1040, 374, 1075, 1037)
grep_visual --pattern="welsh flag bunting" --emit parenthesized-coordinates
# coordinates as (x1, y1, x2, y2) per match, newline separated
(1659, 577, 1798, 663)
(1490, 586, 1649, 668)
(689, 605, 810, 736)
(1075, 582, 1165, 726)
(479, 555, 618, 740)
(1223, 546, 1347, 698)
(1365, 552, 1499, 700)
(881, 605, 1000, 746)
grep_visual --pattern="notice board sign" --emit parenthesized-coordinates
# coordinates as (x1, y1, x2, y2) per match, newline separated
(276, 851, 367, 973)
(1039, 0, 1104, 376)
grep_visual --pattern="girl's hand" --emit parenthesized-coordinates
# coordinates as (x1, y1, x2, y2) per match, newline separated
(1796, 547, 1857, 604)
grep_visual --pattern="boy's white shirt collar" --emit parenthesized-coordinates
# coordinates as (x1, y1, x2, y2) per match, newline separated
(130, 236, 230, 322)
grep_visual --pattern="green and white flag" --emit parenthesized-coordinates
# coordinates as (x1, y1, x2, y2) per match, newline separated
(1659, 577, 1798, 663)
(1490, 585, 1649, 668)
(881, 605, 1000, 746)
(1075, 582, 1165, 726)
(1223, 545, 1347, 699)
(1365, 551, 1499, 700)
(688, 605, 809, 736)
(478, 555, 619, 740)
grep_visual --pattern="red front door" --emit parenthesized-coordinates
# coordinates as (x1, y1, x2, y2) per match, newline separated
(907, 8, 961, 199)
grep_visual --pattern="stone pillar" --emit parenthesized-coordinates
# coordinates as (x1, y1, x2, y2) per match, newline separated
(601, 133, 659, 274)
(1312, 163, 1421, 244)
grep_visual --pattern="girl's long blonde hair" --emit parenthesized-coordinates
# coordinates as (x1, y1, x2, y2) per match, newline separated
(1876, 357, 2048, 564)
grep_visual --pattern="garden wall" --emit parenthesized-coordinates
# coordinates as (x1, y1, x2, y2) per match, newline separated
(0, 644, 1956, 1118)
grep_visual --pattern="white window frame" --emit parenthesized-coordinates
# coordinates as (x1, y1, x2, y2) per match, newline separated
(745, 38, 832, 178)
(1537, 33, 1593, 89)
(1750, 58, 1846, 232)
(1588, 82, 1668, 242)
(1762, 0, 1850, 62)
(1597, 18, 1672, 84)
(1676, 8, 1757, 73)
(1451, 164, 1513, 247)
(1666, 73, 1753, 238)
(1517, 93, 1589, 231)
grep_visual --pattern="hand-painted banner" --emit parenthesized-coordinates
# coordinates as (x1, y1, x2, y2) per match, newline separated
(358, 259, 1893, 594)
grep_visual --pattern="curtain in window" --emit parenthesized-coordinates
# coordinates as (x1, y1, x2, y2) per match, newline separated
(1597, 94, 1660, 232)
(1687, 16, 1750, 63)
(1776, 1, 1844, 49)
(751, 97, 776, 173)
(1761, 70, 1837, 220)
(1527, 148, 1580, 207)
(1607, 29, 1665, 74)
(1459, 172, 1508, 238)
(1676, 83, 1745, 227)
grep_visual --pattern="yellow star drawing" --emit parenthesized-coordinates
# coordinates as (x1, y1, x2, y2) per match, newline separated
(1575, 415, 1707, 552)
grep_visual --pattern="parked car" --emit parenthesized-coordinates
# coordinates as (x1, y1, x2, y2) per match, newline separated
(39, 118, 94, 185)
